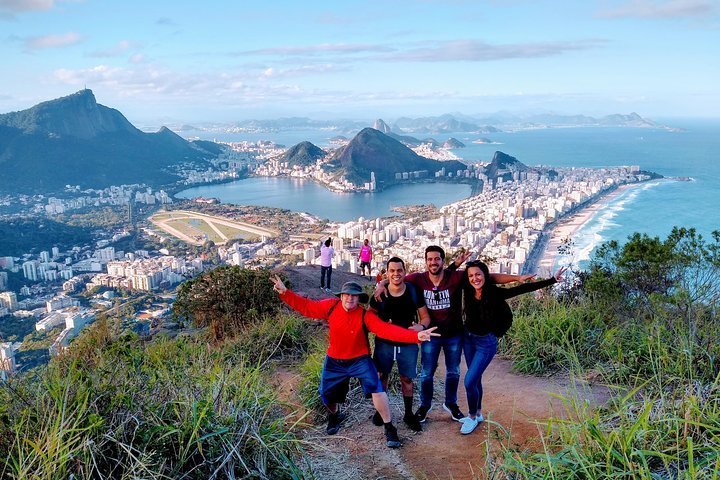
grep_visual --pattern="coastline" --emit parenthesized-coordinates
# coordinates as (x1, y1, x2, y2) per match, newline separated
(525, 183, 641, 275)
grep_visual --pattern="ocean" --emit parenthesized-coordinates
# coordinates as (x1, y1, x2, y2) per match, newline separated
(178, 119, 720, 265)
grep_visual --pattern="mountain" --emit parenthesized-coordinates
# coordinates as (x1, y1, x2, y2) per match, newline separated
(372, 118, 393, 134)
(326, 128, 466, 187)
(469, 111, 658, 129)
(443, 138, 465, 148)
(0, 90, 218, 193)
(277, 141, 326, 167)
(393, 114, 498, 134)
(484, 151, 532, 183)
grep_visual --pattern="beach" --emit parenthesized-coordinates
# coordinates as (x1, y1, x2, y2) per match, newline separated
(531, 183, 640, 276)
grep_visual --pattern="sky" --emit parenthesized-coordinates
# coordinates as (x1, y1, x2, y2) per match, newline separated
(1, 0, 719, 124)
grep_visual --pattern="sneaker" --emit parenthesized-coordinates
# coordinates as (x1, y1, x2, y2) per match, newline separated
(414, 405, 431, 423)
(460, 414, 483, 434)
(403, 413, 422, 432)
(326, 411, 346, 435)
(443, 403, 465, 422)
(384, 424, 401, 448)
(371, 410, 384, 427)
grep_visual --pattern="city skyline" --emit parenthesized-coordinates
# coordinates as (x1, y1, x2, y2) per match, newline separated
(1, 0, 719, 124)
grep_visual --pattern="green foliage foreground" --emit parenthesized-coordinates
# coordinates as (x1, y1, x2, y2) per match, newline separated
(0, 315, 311, 480)
(499, 228, 720, 478)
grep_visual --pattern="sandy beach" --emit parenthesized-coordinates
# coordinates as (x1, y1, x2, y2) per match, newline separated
(532, 183, 640, 275)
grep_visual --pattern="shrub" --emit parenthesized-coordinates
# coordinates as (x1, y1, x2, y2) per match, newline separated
(173, 266, 287, 342)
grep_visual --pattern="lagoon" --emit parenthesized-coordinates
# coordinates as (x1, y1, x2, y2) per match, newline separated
(175, 177, 472, 222)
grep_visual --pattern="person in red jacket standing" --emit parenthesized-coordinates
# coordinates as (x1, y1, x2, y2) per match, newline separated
(271, 275, 439, 448)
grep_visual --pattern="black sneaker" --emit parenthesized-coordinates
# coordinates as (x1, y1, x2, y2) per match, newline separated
(414, 405, 431, 423)
(326, 411, 346, 435)
(443, 403, 465, 422)
(403, 413, 422, 432)
(384, 424, 401, 448)
(371, 410, 384, 426)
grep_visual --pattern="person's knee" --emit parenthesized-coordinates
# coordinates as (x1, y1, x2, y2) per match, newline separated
(446, 367, 461, 379)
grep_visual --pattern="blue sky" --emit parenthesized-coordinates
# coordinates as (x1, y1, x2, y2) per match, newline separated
(1, 0, 718, 124)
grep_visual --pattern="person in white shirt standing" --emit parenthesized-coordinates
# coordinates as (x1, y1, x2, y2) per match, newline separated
(320, 237, 335, 292)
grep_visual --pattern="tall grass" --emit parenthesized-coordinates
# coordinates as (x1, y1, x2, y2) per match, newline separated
(0, 316, 313, 479)
(497, 289, 720, 478)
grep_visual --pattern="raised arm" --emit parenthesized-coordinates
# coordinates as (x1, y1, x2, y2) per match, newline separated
(271, 274, 336, 320)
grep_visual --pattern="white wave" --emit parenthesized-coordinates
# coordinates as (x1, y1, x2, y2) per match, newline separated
(567, 187, 646, 266)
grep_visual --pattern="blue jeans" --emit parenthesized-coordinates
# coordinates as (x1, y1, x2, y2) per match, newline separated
(320, 265, 332, 289)
(463, 331, 498, 416)
(319, 355, 383, 405)
(418, 334, 463, 407)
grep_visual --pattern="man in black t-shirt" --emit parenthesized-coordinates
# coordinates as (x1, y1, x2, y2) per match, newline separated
(369, 256, 431, 432)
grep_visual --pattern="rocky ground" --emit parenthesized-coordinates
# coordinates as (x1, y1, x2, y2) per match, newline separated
(276, 265, 608, 479)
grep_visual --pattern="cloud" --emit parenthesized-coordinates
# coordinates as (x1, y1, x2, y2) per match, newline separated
(237, 38, 604, 63)
(87, 40, 141, 58)
(382, 39, 605, 62)
(129, 53, 146, 64)
(0, 0, 55, 18)
(259, 64, 350, 79)
(156, 17, 175, 26)
(23, 31, 82, 50)
(598, 0, 717, 19)
(238, 43, 395, 57)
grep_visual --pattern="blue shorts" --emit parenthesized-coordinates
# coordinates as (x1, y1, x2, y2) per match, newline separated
(319, 355, 384, 405)
(373, 340, 419, 379)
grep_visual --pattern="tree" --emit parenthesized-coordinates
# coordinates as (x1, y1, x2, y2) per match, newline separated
(586, 227, 720, 310)
(173, 266, 286, 342)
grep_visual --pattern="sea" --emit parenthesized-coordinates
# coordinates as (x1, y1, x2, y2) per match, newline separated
(176, 119, 720, 267)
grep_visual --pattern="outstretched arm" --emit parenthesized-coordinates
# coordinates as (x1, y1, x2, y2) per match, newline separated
(365, 310, 440, 343)
(499, 268, 565, 300)
(490, 273, 536, 284)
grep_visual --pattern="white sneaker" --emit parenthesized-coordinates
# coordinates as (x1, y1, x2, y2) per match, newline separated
(460, 415, 483, 435)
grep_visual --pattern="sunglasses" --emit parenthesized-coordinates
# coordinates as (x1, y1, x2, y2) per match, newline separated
(432, 286, 440, 302)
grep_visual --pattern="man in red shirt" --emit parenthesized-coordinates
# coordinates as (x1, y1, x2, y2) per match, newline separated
(271, 275, 439, 448)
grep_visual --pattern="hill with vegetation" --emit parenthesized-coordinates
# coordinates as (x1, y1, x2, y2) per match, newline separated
(277, 141, 327, 167)
(326, 127, 466, 187)
(1, 227, 718, 478)
(0, 90, 220, 194)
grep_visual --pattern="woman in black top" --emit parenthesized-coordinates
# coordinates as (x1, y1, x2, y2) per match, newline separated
(459, 260, 565, 435)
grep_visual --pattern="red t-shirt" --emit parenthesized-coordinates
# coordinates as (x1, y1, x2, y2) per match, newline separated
(405, 269, 464, 337)
(279, 289, 419, 359)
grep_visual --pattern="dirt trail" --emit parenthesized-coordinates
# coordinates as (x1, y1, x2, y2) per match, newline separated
(276, 266, 609, 479)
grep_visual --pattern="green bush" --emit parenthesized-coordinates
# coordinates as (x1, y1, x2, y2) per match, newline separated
(173, 266, 287, 342)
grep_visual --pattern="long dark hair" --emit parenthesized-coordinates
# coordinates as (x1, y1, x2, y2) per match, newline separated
(462, 260, 496, 305)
